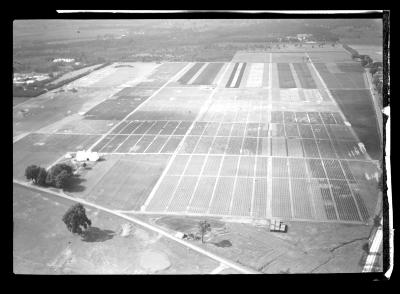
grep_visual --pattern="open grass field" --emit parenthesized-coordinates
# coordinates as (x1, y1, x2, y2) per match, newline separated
(13, 184, 219, 274)
(13, 133, 101, 180)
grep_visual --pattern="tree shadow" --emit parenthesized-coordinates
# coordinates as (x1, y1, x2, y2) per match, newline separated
(211, 240, 232, 248)
(81, 227, 115, 242)
(63, 175, 87, 193)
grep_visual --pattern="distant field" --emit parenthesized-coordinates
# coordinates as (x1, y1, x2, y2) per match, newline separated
(48, 64, 102, 85)
(347, 45, 383, 63)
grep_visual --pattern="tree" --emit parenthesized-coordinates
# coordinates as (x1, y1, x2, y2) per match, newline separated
(54, 170, 70, 189)
(36, 167, 48, 186)
(198, 220, 211, 244)
(25, 165, 40, 183)
(62, 203, 92, 236)
(46, 163, 73, 187)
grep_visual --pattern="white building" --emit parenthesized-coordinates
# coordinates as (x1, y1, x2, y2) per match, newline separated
(75, 150, 100, 162)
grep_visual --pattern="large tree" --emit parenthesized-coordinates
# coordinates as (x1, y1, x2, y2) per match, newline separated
(46, 163, 73, 187)
(25, 165, 40, 183)
(62, 203, 92, 236)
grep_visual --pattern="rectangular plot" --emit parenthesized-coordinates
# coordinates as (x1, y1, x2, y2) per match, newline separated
(146, 176, 180, 211)
(302, 139, 320, 158)
(330, 180, 361, 222)
(293, 62, 317, 88)
(159, 121, 179, 135)
(352, 188, 370, 222)
(184, 155, 206, 175)
(133, 121, 155, 134)
(257, 137, 271, 156)
(234, 62, 247, 88)
(289, 158, 308, 178)
(193, 136, 214, 154)
(202, 155, 223, 176)
(258, 123, 269, 137)
(230, 123, 246, 136)
(178, 63, 205, 84)
(100, 135, 129, 153)
(272, 157, 288, 178)
(331, 112, 344, 125)
(225, 63, 239, 88)
(291, 179, 314, 219)
(134, 135, 156, 153)
(307, 159, 326, 179)
(317, 140, 337, 159)
(167, 155, 191, 175)
(245, 122, 259, 137)
(271, 138, 287, 157)
(299, 124, 314, 138)
(226, 137, 243, 155)
(253, 178, 268, 218)
(231, 178, 253, 216)
(209, 136, 229, 154)
(145, 136, 169, 153)
(320, 112, 337, 125)
(277, 63, 296, 88)
(307, 112, 323, 124)
(168, 176, 198, 212)
(178, 136, 200, 154)
(91, 135, 114, 152)
(220, 156, 239, 176)
(111, 120, 130, 134)
(285, 124, 300, 137)
(160, 136, 183, 153)
(255, 156, 268, 177)
(271, 178, 292, 219)
(237, 156, 255, 177)
(203, 122, 220, 136)
(340, 160, 356, 182)
(189, 122, 208, 135)
(311, 125, 329, 139)
(242, 137, 258, 155)
(209, 177, 235, 215)
(283, 111, 296, 123)
(286, 138, 304, 157)
(120, 121, 142, 134)
(323, 159, 346, 179)
(146, 121, 168, 135)
(217, 123, 233, 136)
(114, 134, 142, 153)
(246, 63, 264, 88)
(295, 112, 309, 124)
(188, 177, 217, 213)
(173, 121, 192, 135)
(192, 62, 224, 85)
(271, 111, 283, 123)
(270, 123, 285, 137)
(310, 178, 337, 220)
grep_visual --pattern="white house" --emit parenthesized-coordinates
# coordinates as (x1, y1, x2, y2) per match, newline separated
(75, 150, 100, 162)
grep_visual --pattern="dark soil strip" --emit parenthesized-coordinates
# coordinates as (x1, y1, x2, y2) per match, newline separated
(277, 63, 296, 88)
(225, 63, 239, 88)
(293, 63, 317, 88)
(192, 63, 224, 85)
(178, 63, 205, 84)
(234, 62, 247, 88)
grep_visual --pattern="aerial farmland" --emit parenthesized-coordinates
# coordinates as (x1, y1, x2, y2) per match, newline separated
(13, 17, 386, 275)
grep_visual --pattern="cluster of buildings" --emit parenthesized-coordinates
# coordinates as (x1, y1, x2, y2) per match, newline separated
(13, 72, 50, 85)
